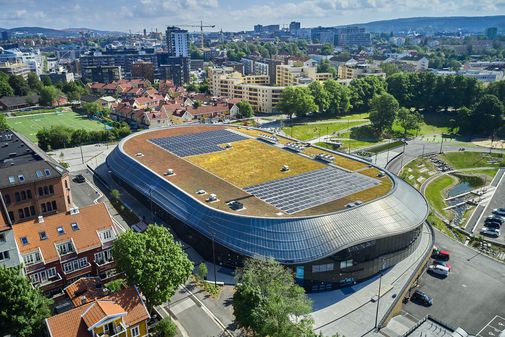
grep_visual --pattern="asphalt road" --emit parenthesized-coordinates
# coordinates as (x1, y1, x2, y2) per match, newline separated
(403, 231, 505, 334)
(69, 171, 102, 207)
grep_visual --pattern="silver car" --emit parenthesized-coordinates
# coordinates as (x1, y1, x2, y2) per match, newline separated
(480, 227, 501, 237)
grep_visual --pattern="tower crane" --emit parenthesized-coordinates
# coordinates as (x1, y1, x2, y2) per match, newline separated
(178, 21, 216, 49)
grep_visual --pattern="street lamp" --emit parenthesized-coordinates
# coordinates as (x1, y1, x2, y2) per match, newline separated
(211, 230, 217, 286)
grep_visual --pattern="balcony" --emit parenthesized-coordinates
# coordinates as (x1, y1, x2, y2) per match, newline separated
(98, 322, 127, 337)
(63, 262, 92, 278)
(95, 257, 115, 273)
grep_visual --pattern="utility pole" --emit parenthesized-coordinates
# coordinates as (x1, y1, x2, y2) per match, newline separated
(80, 145, 84, 164)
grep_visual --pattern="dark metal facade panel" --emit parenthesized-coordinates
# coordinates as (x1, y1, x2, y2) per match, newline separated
(107, 132, 429, 264)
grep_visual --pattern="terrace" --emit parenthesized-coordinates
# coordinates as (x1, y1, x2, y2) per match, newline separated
(122, 125, 394, 218)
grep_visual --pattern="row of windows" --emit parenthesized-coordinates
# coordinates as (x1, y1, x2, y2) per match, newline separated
(29, 267, 57, 285)
(23, 251, 42, 266)
(94, 249, 113, 265)
(312, 263, 334, 273)
(2, 184, 55, 205)
(18, 206, 36, 219)
(38, 185, 54, 196)
(63, 257, 88, 274)
(41, 201, 57, 213)
(7, 169, 51, 184)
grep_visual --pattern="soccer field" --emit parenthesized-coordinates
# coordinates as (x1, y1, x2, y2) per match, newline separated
(7, 111, 106, 143)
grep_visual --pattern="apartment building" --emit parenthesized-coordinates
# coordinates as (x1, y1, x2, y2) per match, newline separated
(0, 131, 72, 225)
(337, 60, 386, 80)
(276, 64, 333, 86)
(81, 65, 123, 83)
(0, 208, 21, 268)
(13, 203, 118, 296)
(0, 61, 31, 79)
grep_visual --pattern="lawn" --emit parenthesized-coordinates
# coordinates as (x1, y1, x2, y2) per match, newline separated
(400, 157, 437, 189)
(282, 121, 367, 141)
(392, 111, 457, 137)
(7, 111, 106, 143)
(441, 152, 505, 169)
(305, 145, 369, 171)
(186, 139, 325, 188)
(425, 174, 457, 218)
(366, 140, 405, 154)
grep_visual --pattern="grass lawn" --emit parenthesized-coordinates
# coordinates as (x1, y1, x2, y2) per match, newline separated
(441, 152, 505, 169)
(282, 121, 367, 141)
(186, 139, 325, 188)
(305, 145, 369, 171)
(400, 157, 437, 189)
(392, 111, 457, 137)
(425, 174, 457, 218)
(7, 111, 106, 142)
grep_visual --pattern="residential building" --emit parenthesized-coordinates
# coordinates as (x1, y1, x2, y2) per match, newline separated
(166, 26, 189, 57)
(0, 131, 73, 224)
(157, 53, 190, 86)
(46, 286, 150, 337)
(131, 60, 155, 82)
(276, 64, 332, 86)
(40, 71, 75, 84)
(337, 60, 386, 80)
(0, 61, 31, 79)
(0, 207, 22, 268)
(13, 203, 118, 296)
(0, 48, 45, 74)
(81, 65, 122, 83)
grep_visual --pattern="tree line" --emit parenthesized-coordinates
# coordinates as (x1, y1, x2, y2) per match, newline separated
(277, 74, 505, 138)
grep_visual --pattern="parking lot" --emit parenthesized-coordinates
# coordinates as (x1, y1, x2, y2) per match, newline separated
(69, 170, 103, 208)
(404, 232, 505, 334)
(474, 168, 505, 244)
(478, 316, 505, 337)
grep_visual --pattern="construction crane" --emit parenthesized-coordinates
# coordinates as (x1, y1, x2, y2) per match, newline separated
(179, 21, 216, 49)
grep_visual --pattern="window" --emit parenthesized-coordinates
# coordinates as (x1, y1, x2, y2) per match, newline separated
(100, 229, 113, 242)
(7, 211, 14, 222)
(51, 201, 57, 210)
(71, 223, 79, 231)
(64, 180, 68, 189)
(39, 231, 47, 240)
(47, 267, 56, 278)
(57, 227, 65, 235)
(44, 186, 49, 195)
(0, 233, 5, 242)
(18, 209, 24, 219)
(49, 185, 54, 194)
(15, 192, 20, 202)
(38, 187, 43, 196)
(36, 170, 43, 178)
(4, 194, 10, 204)
(44, 169, 51, 176)
(18, 175, 24, 182)
(0, 251, 10, 261)
(312, 263, 334, 273)
(30, 206, 35, 216)
(20, 191, 26, 200)
(56, 242, 74, 255)
(62, 257, 87, 274)
(23, 207, 30, 218)
(131, 325, 140, 337)
(41, 203, 47, 213)
(104, 324, 109, 332)
(340, 259, 353, 269)
(20, 236, 29, 245)
(23, 251, 41, 265)
(8, 176, 15, 184)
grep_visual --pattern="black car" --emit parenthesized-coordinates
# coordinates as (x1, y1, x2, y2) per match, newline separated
(486, 216, 504, 225)
(74, 174, 86, 183)
(485, 221, 501, 229)
(411, 290, 433, 306)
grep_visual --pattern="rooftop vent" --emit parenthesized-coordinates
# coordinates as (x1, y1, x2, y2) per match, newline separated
(81, 296, 87, 305)
(165, 169, 175, 176)
(281, 165, 289, 172)
(37, 215, 44, 223)
(69, 207, 80, 215)
(207, 194, 218, 202)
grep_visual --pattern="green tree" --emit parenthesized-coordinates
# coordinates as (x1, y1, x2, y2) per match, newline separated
(154, 317, 178, 337)
(197, 262, 208, 280)
(0, 265, 52, 337)
(0, 114, 8, 131)
(396, 108, 423, 137)
(320, 44, 334, 55)
(369, 93, 400, 134)
(41, 76, 52, 86)
(324, 79, 351, 115)
(308, 81, 330, 113)
(83, 102, 101, 117)
(236, 100, 254, 118)
(380, 63, 401, 77)
(27, 72, 43, 93)
(112, 224, 193, 311)
(0, 78, 14, 97)
(316, 59, 337, 77)
(349, 76, 386, 112)
(8, 75, 30, 96)
(39, 85, 60, 106)
(233, 258, 313, 337)
(110, 189, 120, 200)
(277, 86, 318, 118)
(386, 73, 412, 107)
(465, 94, 505, 136)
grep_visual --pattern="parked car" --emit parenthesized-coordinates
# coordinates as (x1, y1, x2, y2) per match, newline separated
(433, 260, 452, 271)
(428, 264, 450, 277)
(74, 174, 86, 183)
(493, 208, 505, 216)
(480, 227, 501, 237)
(432, 248, 450, 261)
(487, 214, 505, 222)
(486, 216, 503, 225)
(410, 290, 433, 306)
(484, 221, 501, 230)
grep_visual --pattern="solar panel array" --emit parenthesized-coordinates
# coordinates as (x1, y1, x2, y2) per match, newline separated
(244, 166, 380, 214)
(149, 129, 248, 157)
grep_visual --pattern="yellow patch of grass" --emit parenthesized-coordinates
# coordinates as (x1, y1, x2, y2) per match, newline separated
(304, 146, 368, 171)
(233, 128, 291, 144)
(187, 139, 325, 188)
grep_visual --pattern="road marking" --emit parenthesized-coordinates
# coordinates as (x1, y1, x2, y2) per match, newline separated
(461, 284, 467, 287)
(477, 315, 505, 337)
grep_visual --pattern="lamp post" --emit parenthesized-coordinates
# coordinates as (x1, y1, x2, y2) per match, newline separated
(211, 231, 217, 286)
(439, 135, 444, 154)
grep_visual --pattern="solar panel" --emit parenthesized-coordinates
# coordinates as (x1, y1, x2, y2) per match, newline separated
(149, 129, 247, 157)
(244, 167, 379, 214)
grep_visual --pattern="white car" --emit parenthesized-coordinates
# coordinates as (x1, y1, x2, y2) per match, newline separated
(493, 208, 505, 216)
(428, 264, 450, 277)
(480, 227, 501, 237)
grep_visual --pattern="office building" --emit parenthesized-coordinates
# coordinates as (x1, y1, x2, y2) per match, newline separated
(157, 53, 190, 86)
(289, 22, 301, 32)
(336, 27, 371, 47)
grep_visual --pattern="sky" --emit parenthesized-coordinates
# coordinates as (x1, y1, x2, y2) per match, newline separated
(1, 0, 505, 33)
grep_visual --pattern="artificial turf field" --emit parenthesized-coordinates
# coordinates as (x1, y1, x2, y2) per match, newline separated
(7, 111, 106, 142)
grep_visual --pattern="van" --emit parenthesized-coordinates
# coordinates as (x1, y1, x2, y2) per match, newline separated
(428, 264, 450, 277)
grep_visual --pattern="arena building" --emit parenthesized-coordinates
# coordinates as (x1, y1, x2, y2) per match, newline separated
(106, 125, 428, 292)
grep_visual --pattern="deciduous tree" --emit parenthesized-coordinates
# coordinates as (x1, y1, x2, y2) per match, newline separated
(396, 108, 423, 137)
(112, 224, 193, 311)
(324, 79, 351, 115)
(369, 93, 399, 134)
(277, 86, 318, 118)
(236, 100, 254, 118)
(308, 81, 330, 113)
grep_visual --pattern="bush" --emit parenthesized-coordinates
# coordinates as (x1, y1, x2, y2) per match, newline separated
(105, 278, 125, 293)
(154, 317, 178, 337)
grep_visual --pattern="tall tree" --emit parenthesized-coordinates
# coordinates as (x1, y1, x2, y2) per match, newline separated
(369, 93, 399, 134)
(316, 59, 337, 77)
(39, 85, 60, 106)
(320, 44, 334, 55)
(0, 76, 14, 97)
(465, 94, 505, 136)
(277, 86, 318, 118)
(27, 72, 43, 93)
(0, 113, 8, 131)
(0, 265, 52, 337)
(396, 108, 423, 137)
(308, 81, 330, 113)
(233, 258, 313, 337)
(349, 76, 386, 112)
(236, 100, 254, 118)
(324, 79, 351, 115)
(112, 224, 193, 311)
(386, 73, 412, 107)
(8, 75, 30, 96)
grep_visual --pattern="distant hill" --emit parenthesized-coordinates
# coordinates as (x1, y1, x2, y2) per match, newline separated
(339, 16, 505, 34)
(0, 26, 124, 37)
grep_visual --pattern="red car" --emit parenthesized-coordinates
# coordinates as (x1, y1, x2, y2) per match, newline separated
(432, 248, 450, 261)
(433, 260, 452, 271)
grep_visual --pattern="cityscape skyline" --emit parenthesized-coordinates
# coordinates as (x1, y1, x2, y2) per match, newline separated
(1, 0, 504, 32)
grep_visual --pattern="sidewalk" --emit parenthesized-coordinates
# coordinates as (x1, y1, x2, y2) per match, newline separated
(312, 223, 433, 337)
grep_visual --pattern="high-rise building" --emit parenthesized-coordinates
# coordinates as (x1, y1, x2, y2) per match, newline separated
(157, 53, 189, 86)
(131, 60, 155, 82)
(81, 65, 122, 83)
(165, 26, 189, 57)
(254, 25, 263, 33)
(289, 22, 301, 32)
